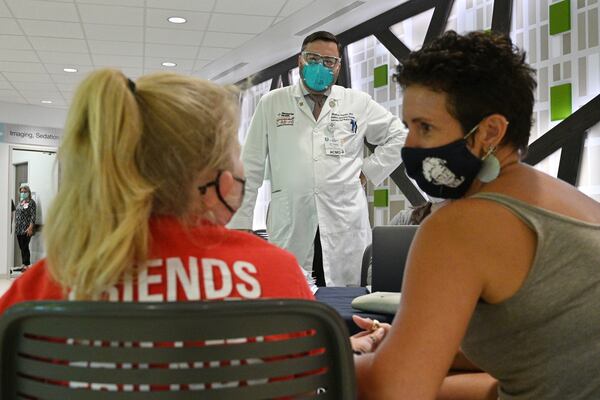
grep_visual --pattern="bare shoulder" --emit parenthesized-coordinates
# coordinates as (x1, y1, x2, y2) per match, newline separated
(420, 197, 523, 238)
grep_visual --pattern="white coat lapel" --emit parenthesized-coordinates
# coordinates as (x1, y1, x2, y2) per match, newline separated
(316, 85, 343, 124)
(293, 83, 315, 122)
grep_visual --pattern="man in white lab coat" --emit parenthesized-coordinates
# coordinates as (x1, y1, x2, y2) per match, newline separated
(229, 31, 406, 287)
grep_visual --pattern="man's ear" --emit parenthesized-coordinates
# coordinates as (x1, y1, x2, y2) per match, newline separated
(478, 114, 509, 148)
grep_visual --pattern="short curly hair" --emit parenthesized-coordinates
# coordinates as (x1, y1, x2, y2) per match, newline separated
(395, 31, 536, 153)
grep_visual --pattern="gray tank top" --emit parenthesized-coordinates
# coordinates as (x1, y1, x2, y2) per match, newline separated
(461, 192, 600, 400)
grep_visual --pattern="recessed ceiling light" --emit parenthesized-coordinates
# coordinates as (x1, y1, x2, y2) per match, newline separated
(167, 16, 186, 24)
(63, 67, 78, 73)
(41, 100, 53, 104)
(162, 62, 177, 67)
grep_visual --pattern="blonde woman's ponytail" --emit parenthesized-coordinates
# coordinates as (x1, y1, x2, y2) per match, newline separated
(45, 69, 154, 299)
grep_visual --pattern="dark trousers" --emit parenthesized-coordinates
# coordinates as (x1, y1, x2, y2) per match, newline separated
(312, 228, 326, 287)
(17, 234, 31, 266)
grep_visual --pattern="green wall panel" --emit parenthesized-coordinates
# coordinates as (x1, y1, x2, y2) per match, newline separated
(374, 64, 388, 88)
(550, 83, 572, 121)
(373, 188, 389, 207)
(549, 0, 571, 35)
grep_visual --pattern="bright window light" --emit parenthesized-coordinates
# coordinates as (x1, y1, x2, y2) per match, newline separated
(63, 68, 78, 73)
(162, 62, 177, 67)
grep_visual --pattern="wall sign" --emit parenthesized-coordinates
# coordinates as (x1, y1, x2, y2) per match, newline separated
(0, 123, 62, 147)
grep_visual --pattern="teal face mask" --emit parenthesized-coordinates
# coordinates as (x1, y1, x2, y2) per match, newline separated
(302, 63, 334, 92)
(20, 192, 28, 201)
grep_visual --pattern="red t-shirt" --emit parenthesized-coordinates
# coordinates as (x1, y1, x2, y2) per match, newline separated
(0, 217, 313, 313)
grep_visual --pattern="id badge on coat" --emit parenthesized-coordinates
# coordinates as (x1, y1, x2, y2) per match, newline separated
(324, 136, 345, 156)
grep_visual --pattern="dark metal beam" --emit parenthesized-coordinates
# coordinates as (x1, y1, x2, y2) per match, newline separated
(281, 70, 290, 87)
(374, 29, 412, 62)
(337, 47, 352, 88)
(491, 0, 514, 34)
(366, 143, 427, 206)
(337, 0, 441, 46)
(557, 130, 588, 185)
(235, 55, 297, 89)
(269, 75, 280, 91)
(524, 93, 600, 165)
(424, 0, 455, 45)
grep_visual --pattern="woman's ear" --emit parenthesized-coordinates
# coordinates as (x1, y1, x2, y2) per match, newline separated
(478, 114, 509, 148)
(217, 170, 235, 198)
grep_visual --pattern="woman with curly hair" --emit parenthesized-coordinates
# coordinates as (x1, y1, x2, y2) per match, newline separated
(353, 31, 600, 399)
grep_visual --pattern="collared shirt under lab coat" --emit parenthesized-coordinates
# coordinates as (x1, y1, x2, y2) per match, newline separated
(229, 82, 407, 286)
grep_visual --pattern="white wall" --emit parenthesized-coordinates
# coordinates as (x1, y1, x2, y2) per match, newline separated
(0, 101, 67, 129)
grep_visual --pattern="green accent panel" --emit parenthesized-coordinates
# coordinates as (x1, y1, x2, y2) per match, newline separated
(373, 64, 388, 88)
(549, 0, 571, 35)
(550, 83, 572, 121)
(373, 189, 389, 207)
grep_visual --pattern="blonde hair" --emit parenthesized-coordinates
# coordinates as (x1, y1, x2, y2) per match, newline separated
(45, 69, 239, 299)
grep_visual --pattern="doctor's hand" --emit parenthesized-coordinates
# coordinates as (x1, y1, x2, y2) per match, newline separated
(360, 172, 367, 187)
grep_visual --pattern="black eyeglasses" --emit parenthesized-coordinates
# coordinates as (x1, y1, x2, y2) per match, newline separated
(198, 170, 246, 213)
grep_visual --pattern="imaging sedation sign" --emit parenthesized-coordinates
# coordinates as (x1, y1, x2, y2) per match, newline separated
(0, 123, 62, 147)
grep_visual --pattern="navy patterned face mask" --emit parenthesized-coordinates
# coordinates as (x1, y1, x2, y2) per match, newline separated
(401, 126, 482, 199)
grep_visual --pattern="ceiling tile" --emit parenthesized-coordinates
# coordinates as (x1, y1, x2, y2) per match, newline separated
(145, 27, 204, 46)
(22, 95, 66, 106)
(3, 72, 51, 82)
(12, 82, 59, 91)
(76, 0, 144, 6)
(144, 57, 195, 70)
(0, 49, 39, 62)
(0, 18, 21, 35)
(202, 31, 254, 48)
(0, 80, 15, 89)
(214, 0, 286, 16)
(19, 20, 84, 39)
(5, 0, 79, 22)
(196, 46, 229, 60)
(30, 37, 88, 53)
(209, 14, 273, 34)
(0, 96, 27, 104)
(50, 74, 86, 84)
(83, 24, 143, 42)
(0, 35, 32, 50)
(88, 40, 143, 56)
(146, 0, 215, 12)
(144, 67, 192, 76)
(37, 51, 93, 65)
(145, 9, 209, 30)
(0, 61, 46, 73)
(272, 16, 285, 26)
(77, 4, 144, 26)
(0, 89, 23, 97)
(92, 54, 143, 68)
(54, 82, 79, 91)
(279, 0, 314, 17)
(0, 2, 11, 18)
(119, 68, 143, 79)
(145, 43, 198, 58)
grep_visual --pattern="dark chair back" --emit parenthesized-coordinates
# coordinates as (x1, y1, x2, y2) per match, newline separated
(0, 300, 356, 399)
(360, 244, 372, 287)
(371, 225, 418, 292)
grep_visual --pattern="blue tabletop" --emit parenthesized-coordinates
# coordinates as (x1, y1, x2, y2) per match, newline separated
(315, 287, 394, 335)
